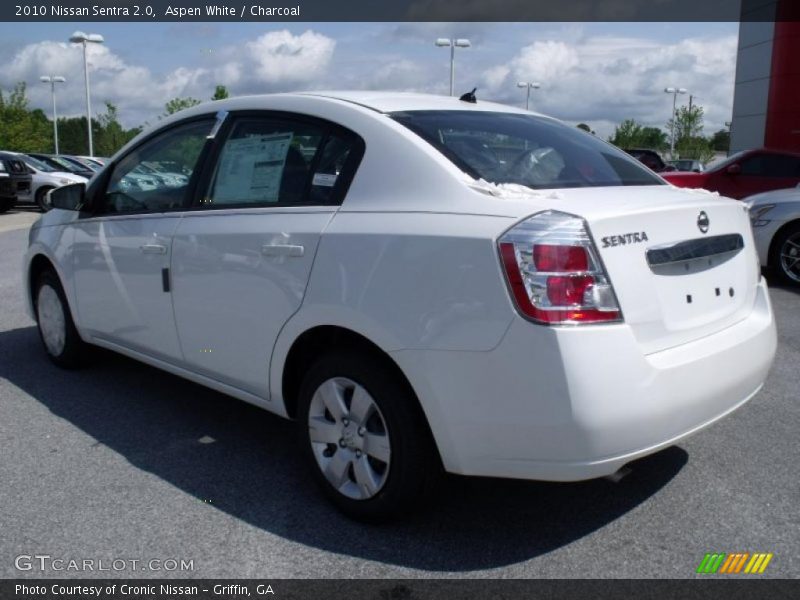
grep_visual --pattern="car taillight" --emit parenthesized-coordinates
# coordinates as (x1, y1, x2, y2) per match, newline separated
(498, 210, 622, 325)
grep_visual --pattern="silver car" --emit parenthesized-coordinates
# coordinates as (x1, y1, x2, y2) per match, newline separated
(745, 185, 800, 284)
(16, 154, 87, 211)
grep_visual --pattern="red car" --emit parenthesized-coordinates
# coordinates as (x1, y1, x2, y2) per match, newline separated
(662, 148, 800, 199)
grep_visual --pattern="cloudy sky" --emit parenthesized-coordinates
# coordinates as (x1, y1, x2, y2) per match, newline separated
(0, 22, 738, 139)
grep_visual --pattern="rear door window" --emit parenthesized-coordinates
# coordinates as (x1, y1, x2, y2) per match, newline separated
(202, 115, 364, 207)
(208, 118, 324, 206)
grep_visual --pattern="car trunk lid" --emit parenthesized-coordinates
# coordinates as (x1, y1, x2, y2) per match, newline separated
(487, 185, 760, 355)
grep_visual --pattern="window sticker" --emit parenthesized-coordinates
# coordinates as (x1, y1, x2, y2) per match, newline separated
(312, 172, 338, 187)
(213, 132, 293, 203)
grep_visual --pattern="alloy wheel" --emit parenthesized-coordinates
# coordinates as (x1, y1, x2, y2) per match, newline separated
(307, 377, 391, 500)
(779, 232, 800, 283)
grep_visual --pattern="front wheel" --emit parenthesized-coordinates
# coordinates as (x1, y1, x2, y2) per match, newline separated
(36, 186, 53, 212)
(770, 223, 800, 286)
(35, 269, 86, 368)
(0, 197, 12, 214)
(298, 350, 439, 521)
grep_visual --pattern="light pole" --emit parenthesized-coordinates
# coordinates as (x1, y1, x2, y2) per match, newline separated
(69, 31, 104, 157)
(435, 38, 471, 96)
(517, 81, 541, 110)
(664, 86, 687, 159)
(40, 76, 65, 154)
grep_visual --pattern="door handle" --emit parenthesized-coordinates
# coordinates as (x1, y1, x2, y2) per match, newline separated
(140, 243, 167, 255)
(261, 244, 305, 258)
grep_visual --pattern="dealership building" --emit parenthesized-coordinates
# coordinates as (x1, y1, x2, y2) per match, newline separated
(730, 0, 800, 153)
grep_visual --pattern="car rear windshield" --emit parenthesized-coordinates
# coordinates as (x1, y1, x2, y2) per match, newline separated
(392, 110, 663, 190)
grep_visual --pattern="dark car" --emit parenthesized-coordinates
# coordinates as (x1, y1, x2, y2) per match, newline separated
(624, 148, 669, 172)
(0, 151, 33, 213)
(27, 153, 95, 180)
(667, 158, 705, 173)
(663, 148, 800, 199)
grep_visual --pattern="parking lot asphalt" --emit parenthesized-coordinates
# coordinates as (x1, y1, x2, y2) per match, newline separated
(0, 213, 798, 579)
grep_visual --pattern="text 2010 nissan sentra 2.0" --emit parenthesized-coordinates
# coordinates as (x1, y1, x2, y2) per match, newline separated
(24, 92, 777, 520)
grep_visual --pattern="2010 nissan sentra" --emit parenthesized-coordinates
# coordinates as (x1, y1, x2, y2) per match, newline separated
(24, 92, 777, 520)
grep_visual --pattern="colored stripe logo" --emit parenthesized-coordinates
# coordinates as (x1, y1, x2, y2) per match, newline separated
(697, 553, 773, 574)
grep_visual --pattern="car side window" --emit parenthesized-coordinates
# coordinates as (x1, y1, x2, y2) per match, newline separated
(207, 119, 325, 206)
(99, 119, 213, 215)
(308, 132, 360, 205)
(740, 153, 800, 178)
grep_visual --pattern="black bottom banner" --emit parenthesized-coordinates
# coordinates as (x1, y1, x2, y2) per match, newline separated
(2, 579, 798, 600)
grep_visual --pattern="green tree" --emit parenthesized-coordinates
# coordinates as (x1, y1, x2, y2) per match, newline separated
(0, 82, 51, 152)
(668, 105, 704, 146)
(95, 102, 140, 157)
(56, 116, 92, 155)
(667, 105, 714, 162)
(609, 119, 668, 151)
(639, 127, 668, 153)
(710, 128, 730, 153)
(676, 136, 715, 163)
(609, 119, 644, 148)
(164, 97, 201, 117)
(212, 85, 229, 101)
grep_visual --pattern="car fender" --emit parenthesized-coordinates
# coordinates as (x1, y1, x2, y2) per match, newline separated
(24, 221, 78, 330)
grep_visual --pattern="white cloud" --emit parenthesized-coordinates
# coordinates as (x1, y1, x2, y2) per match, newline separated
(481, 33, 738, 139)
(482, 65, 510, 90)
(0, 30, 337, 128)
(0, 26, 737, 143)
(509, 41, 580, 83)
(245, 30, 336, 85)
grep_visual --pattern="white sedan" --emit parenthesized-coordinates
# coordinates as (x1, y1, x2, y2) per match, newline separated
(745, 185, 800, 285)
(26, 92, 776, 520)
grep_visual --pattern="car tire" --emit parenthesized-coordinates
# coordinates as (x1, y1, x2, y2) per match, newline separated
(36, 186, 53, 212)
(298, 350, 440, 521)
(35, 269, 86, 368)
(0, 197, 12, 214)
(769, 222, 800, 286)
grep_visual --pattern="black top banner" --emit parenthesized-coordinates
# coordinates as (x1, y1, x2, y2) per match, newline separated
(2, 0, 800, 22)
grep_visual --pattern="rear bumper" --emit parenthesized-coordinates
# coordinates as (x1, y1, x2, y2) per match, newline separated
(392, 277, 776, 481)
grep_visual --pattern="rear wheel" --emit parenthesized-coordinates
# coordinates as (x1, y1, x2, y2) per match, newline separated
(770, 223, 800, 286)
(35, 186, 53, 212)
(298, 350, 439, 521)
(35, 269, 86, 368)
(0, 197, 12, 214)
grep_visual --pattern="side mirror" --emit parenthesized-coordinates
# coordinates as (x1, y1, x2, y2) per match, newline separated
(726, 163, 741, 175)
(48, 183, 86, 211)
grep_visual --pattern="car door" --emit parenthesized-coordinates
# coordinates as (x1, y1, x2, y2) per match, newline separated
(727, 152, 800, 198)
(170, 113, 364, 398)
(71, 117, 215, 362)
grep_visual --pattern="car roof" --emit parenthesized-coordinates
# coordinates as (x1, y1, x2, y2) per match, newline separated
(294, 91, 537, 115)
(743, 147, 800, 158)
(172, 91, 540, 122)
